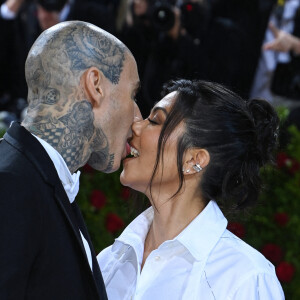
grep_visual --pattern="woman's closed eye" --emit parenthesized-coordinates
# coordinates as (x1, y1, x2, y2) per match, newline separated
(147, 118, 159, 125)
(147, 107, 168, 125)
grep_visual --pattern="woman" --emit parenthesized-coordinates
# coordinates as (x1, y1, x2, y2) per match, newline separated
(97, 80, 284, 299)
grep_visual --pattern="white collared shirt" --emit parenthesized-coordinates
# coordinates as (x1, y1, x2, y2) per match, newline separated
(97, 201, 284, 300)
(32, 134, 93, 271)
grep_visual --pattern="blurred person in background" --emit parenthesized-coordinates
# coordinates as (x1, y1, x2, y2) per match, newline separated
(119, 0, 278, 113)
(250, 0, 300, 104)
(118, 0, 157, 115)
(205, 0, 271, 98)
(117, 0, 300, 109)
(119, 0, 210, 117)
(196, 0, 300, 105)
(264, 22, 300, 54)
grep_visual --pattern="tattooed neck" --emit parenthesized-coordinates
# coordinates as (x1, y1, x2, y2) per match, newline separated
(23, 112, 90, 173)
(23, 100, 113, 174)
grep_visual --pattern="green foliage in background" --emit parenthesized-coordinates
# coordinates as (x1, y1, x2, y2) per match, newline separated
(76, 167, 138, 253)
(241, 123, 300, 299)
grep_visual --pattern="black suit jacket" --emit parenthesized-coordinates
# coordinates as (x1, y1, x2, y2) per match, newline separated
(0, 122, 107, 300)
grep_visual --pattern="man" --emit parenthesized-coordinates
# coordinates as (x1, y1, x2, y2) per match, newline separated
(0, 20, 141, 299)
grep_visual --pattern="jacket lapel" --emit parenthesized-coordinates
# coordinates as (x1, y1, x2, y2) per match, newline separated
(72, 203, 108, 300)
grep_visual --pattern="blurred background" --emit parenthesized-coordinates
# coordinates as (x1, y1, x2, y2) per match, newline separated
(0, 0, 300, 298)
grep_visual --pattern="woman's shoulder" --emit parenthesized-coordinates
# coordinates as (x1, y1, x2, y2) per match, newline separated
(210, 229, 275, 275)
(199, 229, 284, 299)
(202, 229, 283, 298)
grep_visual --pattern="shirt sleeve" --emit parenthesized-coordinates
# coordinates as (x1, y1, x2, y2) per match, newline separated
(230, 272, 285, 300)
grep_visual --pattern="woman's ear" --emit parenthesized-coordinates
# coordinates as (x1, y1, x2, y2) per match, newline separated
(82, 67, 104, 107)
(182, 148, 210, 175)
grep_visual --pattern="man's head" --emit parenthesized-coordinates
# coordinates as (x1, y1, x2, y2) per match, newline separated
(23, 21, 141, 173)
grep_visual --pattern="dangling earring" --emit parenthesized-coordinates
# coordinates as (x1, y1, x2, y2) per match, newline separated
(192, 163, 202, 173)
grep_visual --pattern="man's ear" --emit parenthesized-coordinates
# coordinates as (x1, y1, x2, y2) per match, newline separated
(82, 67, 105, 107)
(182, 148, 210, 175)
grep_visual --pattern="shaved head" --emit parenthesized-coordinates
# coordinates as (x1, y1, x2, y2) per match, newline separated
(25, 21, 127, 107)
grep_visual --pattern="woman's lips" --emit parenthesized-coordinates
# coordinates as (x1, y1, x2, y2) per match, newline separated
(122, 142, 140, 161)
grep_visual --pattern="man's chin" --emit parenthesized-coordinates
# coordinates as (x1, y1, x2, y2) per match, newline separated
(87, 151, 119, 173)
(87, 160, 120, 174)
(102, 165, 119, 174)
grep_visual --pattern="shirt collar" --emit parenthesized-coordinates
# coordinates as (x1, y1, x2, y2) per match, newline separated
(116, 200, 227, 262)
(32, 134, 80, 203)
(115, 207, 153, 265)
(176, 200, 228, 261)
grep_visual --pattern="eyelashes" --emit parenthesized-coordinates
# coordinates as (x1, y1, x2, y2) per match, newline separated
(147, 118, 158, 125)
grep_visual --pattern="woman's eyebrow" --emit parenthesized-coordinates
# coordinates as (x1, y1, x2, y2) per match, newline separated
(151, 107, 168, 116)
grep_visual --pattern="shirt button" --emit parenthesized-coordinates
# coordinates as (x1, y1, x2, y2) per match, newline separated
(155, 256, 161, 261)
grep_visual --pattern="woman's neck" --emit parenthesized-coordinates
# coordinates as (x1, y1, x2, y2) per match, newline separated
(141, 185, 206, 269)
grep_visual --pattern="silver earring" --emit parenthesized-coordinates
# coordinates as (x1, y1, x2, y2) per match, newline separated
(182, 168, 185, 172)
(186, 169, 190, 173)
(192, 163, 202, 173)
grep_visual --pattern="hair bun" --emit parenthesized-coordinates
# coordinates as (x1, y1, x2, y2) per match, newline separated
(247, 99, 279, 166)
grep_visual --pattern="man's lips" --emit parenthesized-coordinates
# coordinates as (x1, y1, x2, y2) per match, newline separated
(126, 142, 131, 156)
(122, 142, 131, 160)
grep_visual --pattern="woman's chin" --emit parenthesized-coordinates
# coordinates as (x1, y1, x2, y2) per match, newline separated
(120, 172, 147, 193)
(120, 172, 129, 186)
(120, 171, 135, 188)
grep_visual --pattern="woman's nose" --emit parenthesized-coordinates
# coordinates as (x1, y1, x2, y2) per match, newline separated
(132, 118, 147, 136)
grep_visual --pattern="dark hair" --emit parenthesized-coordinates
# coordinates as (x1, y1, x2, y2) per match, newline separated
(37, 0, 68, 12)
(149, 79, 279, 212)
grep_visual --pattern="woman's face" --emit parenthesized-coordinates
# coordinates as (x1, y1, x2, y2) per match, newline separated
(120, 91, 184, 194)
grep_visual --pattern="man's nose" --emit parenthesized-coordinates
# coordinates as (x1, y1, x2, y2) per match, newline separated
(133, 102, 143, 122)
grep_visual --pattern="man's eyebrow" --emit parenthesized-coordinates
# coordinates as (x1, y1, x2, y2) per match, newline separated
(151, 107, 168, 116)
